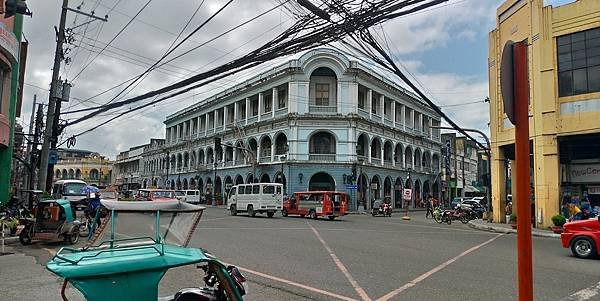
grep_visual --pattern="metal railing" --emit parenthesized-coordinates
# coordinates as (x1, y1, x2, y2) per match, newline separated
(308, 154, 336, 161)
(309, 105, 337, 114)
(384, 118, 393, 127)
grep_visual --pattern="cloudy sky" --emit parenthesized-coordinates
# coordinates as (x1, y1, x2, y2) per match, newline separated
(18, 0, 575, 159)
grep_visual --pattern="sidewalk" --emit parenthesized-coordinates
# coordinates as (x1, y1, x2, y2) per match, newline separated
(0, 246, 82, 300)
(468, 219, 560, 238)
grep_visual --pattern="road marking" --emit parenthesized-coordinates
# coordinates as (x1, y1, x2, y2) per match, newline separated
(562, 281, 600, 301)
(308, 222, 372, 301)
(234, 265, 359, 301)
(199, 216, 235, 222)
(375, 234, 503, 301)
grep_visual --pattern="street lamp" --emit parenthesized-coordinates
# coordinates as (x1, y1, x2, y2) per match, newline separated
(403, 168, 412, 221)
(431, 125, 492, 222)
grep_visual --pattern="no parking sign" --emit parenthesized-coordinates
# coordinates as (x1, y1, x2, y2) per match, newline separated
(402, 189, 412, 201)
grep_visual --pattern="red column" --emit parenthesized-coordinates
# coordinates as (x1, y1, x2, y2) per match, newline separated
(514, 41, 533, 301)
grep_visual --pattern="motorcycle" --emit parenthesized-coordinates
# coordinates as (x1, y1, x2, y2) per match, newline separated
(433, 207, 452, 225)
(371, 200, 392, 217)
(448, 207, 470, 224)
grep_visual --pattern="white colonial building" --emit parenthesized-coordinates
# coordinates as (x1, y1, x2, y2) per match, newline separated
(151, 48, 442, 209)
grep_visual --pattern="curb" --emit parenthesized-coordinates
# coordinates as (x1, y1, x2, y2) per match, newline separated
(467, 221, 561, 238)
(0, 236, 20, 245)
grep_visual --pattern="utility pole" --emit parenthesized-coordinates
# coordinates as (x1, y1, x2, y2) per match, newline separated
(38, 0, 69, 192)
(38, 1, 107, 191)
(23, 95, 36, 191)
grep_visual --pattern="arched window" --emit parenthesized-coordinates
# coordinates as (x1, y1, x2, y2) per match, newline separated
(90, 169, 99, 180)
(309, 131, 336, 161)
(309, 67, 337, 113)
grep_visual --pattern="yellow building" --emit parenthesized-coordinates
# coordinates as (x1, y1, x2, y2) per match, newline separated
(53, 148, 113, 186)
(489, 0, 600, 228)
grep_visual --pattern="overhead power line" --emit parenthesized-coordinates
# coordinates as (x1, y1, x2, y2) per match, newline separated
(62, 0, 450, 141)
(71, 0, 153, 82)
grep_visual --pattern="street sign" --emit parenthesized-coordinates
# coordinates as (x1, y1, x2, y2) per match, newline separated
(206, 183, 213, 189)
(370, 183, 378, 189)
(346, 184, 358, 190)
(49, 150, 59, 165)
(500, 40, 516, 125)
(402, 188, 412, 201)
(225, 183, 232, 189)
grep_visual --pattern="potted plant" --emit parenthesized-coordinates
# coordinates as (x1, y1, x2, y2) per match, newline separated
(510, 212, 517, 229)
(550, 214, 566, 234)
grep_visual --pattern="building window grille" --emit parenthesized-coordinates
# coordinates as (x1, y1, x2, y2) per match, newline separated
(557, 27, 600, 97)
(315, 83, 330, 106)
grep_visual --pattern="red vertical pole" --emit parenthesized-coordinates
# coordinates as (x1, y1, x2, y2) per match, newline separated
(514, 41, 533, 301)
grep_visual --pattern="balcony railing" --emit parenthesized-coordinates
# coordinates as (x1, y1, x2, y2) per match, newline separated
(357, 155, 368, 162)
(358, 108, 369, 119)
(235, 159, 245, 166)
(384, 118, 393, 127)
(384, 159, 393, 166)
(261, 112, 272, 120)
(308, 154, 336, 161)
(259, 156, 272, 163)
(309, 105, 337, 114)
(224, 160, 234, 167)
(215, 125, 223, 132)
(247, 115, 258, 124)
(275, 107, 287, 116)
(206, 128, 214, 135)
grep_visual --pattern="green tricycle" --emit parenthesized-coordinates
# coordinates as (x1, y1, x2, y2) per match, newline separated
(46, 200, 246, 301)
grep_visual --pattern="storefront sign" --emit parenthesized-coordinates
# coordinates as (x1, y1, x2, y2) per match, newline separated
(0, 22, 18, 63)
(569, 164, 600, 183)
(588, 186, 600, 195)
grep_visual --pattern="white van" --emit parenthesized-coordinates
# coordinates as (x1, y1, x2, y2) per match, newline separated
(52, 179, 88, 201)
(175, 190, 201, 204)
(228, 183, 283, 218)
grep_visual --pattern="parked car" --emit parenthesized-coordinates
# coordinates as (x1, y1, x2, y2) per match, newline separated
(561, 216, 600, 259)
(135, 189, 177, 201)
(451, 197, 471, 209)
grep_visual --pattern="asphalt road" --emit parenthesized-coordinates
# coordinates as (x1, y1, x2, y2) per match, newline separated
(9, 207, 600, 301)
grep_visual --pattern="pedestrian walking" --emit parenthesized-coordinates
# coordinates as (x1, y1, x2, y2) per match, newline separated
(425, 194, 434, 218)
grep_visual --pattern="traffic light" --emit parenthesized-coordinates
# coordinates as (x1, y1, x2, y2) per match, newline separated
(214, 137, 221, 149)
(4, 0, 32, 18)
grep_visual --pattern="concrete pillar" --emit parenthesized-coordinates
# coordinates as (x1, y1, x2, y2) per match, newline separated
(392, 101, 396, 128)
(213, 111, 217, 133)
(271, 138, 276, 162)
(410, 109, 415, 130)
(197, 116, 201, 136)
(223, 107, 227, 129)
(272, 88, 277, 118)
(491, 147, 507, 223)
(380, 143, 384, 166)
(368, 138, 372, 164)
(258, 93, 263, 122)
(401, 105, 406, 131)
(257, 144, 261, 163)
(234, 102, 239, 124)
(204, 114, 209, 137)
(245, 97, 250, 125)
(367, 89, 372, 119)
(380, 95, 385, 123)
(533, 136, 560, 228)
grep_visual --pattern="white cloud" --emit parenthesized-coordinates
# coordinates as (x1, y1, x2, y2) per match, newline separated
(19, 0, 499, 158)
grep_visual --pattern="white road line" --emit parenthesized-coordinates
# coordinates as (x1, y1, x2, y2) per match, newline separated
(307, 222, 372, 301)
(199, 216, 235, 222)
(375, 234, 503, 301)
(562, 281, 600, 301)
(371, 219, 492, 234)
(234, 265, 359, 301)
